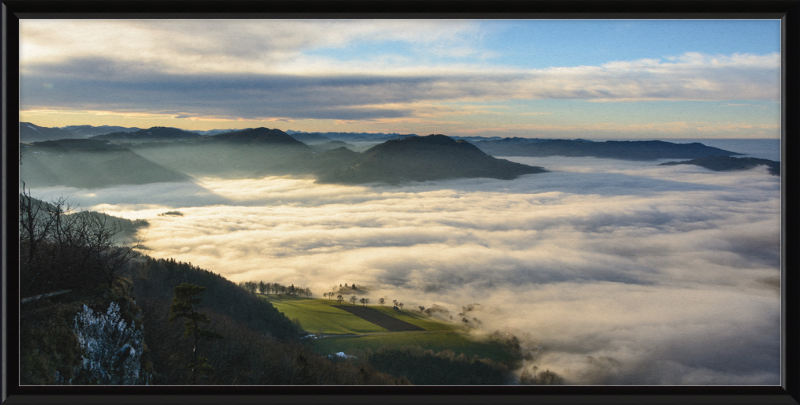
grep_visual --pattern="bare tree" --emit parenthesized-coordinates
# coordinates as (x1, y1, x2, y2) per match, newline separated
(350, 295, 357, 305)
(19, 186, 143, 297)
(337, 294, 344, 304)
(378, 298, 385, 306)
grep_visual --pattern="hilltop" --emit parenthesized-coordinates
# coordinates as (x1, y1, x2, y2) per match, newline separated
(91, 126, 202, 141)
(314, 134, 547, 184)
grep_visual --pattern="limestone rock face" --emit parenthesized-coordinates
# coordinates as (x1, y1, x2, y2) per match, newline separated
(64, 302, 151, 385)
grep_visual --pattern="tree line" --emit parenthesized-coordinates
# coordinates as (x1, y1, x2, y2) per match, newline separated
(352, 345, 509, 385)
(239, 281, 312, 298)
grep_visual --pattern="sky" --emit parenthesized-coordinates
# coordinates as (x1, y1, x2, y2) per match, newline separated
(19, 19, 781, 139)
(29, 146, 781, 385)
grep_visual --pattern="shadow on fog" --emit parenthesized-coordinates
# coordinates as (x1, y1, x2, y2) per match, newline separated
(24, 180, 234, 209)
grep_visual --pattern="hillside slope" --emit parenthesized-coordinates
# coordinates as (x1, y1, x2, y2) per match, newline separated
(660, 156, 780, 175)
(315, 134, 547, 184)
(20, 139, 192, 188)
(91, 126, 202, 141)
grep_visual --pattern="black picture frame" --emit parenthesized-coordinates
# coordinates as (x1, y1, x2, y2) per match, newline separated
(2, 1, 798, 404)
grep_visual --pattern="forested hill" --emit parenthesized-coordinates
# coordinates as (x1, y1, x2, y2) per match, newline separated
(314, 134, 547, 184)
(91, 126, 202, 141)
(208, 127, 310, 147)
(660, 156, 780, 176)
(21, 255, 410, 385)
(474, 138, 742, 160)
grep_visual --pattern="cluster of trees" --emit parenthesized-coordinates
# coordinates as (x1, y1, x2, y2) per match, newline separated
(322, 293, 409, 309)
(356, 346, 509, 385)
(519, 366, 565, 385)
(238, 281, 312, 298)
(19, 186, 143, 298)
(330, 283, 365, 294)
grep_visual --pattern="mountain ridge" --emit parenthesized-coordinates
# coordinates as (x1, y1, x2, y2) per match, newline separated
(474, 138, 742, 160)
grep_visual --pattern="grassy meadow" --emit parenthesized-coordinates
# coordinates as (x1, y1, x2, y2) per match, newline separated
(261, 294, 517, 365)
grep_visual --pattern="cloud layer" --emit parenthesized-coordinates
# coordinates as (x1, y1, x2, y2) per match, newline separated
(21, 20, 780, 127)
(27, 150, 781, 385)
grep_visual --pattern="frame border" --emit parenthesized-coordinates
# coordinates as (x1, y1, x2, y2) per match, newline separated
(3, 1, 798, 404)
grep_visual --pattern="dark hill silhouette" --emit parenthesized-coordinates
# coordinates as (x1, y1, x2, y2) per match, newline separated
(209, 127, 309, 147)
(91, 126, 201, 141)
(660, 156, 779, 176)
(20, 122, 82, 143)
(474, 138, 742, 161)
(21, 139, 191, 188)
(62, 125, 141, 137)
(315, 134, 547, 184)
(31, 138, 128, 151)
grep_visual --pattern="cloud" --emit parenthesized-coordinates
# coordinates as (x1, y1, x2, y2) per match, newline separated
(20, 20, 488, 75)
(20, 20, 779, 122)
(20, 52, 779, 124)
(23, 150, 781, 385)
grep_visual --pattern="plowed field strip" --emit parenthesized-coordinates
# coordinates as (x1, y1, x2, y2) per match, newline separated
(332, 305, 425, 331)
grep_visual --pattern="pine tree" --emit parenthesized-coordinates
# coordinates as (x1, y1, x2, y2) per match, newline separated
(169, 283, 224, 384)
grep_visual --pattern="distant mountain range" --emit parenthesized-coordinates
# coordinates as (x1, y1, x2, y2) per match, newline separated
(91, 126, 202, 141)
(660, 156, 780, 176)
(473, 138, 742, 160)
(20, 122, 775, 189)
(61, 125, 141, 137)
(20, 122, 142, 143)
(20, 128, 547, 188)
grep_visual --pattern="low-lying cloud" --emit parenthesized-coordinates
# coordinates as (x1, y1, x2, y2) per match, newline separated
(24, 155, 781, 385)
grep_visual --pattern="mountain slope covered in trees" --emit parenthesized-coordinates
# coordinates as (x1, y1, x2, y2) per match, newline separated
(314, 134, 547, 184)
(474, 138, 742, 160)
(660, 156, 780, 175)
(90, 126, 202, 141)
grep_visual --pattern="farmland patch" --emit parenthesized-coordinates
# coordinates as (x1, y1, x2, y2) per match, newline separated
(333, 305, 425, 331)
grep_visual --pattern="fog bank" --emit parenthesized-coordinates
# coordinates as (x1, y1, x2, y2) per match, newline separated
(26, 155, 780, 385)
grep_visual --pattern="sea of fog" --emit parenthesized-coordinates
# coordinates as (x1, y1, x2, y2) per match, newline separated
(26, 138, 781, 385)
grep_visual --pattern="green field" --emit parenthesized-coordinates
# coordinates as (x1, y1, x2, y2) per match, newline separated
(307, 332, 517, 364)
(262, 295, 516, 365)
(265, 295, 388, 334)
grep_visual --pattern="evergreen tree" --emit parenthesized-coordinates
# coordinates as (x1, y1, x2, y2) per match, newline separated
(169, 283, 224, 384)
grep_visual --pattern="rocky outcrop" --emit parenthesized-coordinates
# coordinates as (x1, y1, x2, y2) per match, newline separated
(57, 301, 151, 385)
